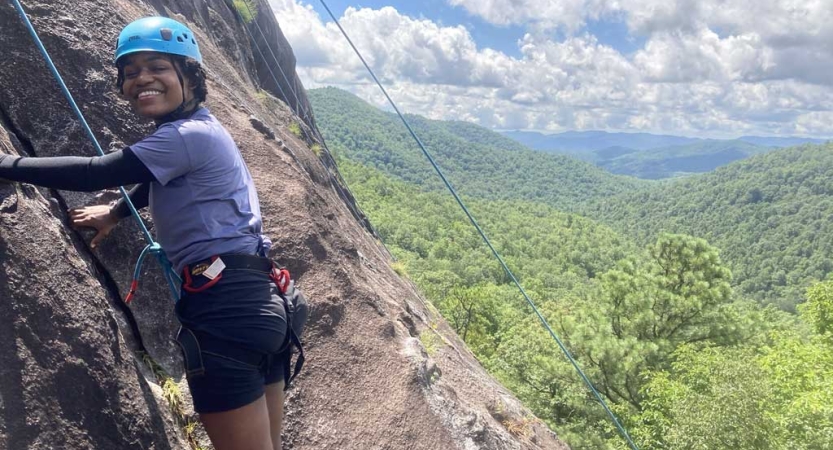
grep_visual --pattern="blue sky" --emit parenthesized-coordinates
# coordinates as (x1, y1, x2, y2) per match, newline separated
(271, 0, 833, 139)
(310, 0, 527, 57)
(309, 1, 647, 58)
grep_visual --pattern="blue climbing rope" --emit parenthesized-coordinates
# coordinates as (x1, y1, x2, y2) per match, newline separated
(317, 1, 639, 448)
(11, 1, 181, 302)
(231, 1, 394, 259)
(240, 1, 313, 125)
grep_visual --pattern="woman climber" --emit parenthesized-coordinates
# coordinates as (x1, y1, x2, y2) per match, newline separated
(0, 16, 296, 450)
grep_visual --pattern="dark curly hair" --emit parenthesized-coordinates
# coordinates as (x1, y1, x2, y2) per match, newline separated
(116, 55, 208, 104)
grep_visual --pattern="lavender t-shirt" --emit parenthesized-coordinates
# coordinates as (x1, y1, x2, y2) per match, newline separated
(130, 108, 270, 273)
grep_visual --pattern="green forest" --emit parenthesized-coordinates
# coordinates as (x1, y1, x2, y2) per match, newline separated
(586, 147, 833, 311)
(309, 87, 833, 449)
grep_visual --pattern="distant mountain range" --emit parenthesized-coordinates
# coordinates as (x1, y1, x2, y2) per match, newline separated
(503, 130, 828, 152)
(308, 87, 645, 210)
(309, 87, 833, 310)
(502, 130, 830, 179)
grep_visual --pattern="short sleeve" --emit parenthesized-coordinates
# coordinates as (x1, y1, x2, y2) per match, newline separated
(129, 125, 191, 186)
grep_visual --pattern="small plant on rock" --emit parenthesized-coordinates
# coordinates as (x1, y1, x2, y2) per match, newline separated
(233, 0, 258, 23)
(311, 143, 323, 157)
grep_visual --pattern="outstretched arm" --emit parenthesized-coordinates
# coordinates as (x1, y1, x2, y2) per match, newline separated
(0, 148, 156, 248)
(0, 148, 155, 191)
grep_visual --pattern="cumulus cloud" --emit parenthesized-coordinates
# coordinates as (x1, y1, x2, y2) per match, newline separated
(269, 1, 515, 87)
(453, 0, 833, 85)
(447, 0, 620, 32)
(268, 0, 833, 138)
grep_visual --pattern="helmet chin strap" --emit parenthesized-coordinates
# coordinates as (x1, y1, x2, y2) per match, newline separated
(155, 60, 197, 127)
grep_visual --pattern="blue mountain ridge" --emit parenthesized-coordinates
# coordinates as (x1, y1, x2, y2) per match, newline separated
(502, 130, 828, 152)
(502, 130, 830, 179)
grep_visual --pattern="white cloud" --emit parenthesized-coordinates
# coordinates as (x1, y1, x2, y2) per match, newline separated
(447, 0, 620, 32)
(270, 1, 516, 87)
(268, 0, 833, 138)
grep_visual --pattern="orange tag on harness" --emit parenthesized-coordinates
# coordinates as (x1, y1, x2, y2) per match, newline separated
(202, 257, 226, 280)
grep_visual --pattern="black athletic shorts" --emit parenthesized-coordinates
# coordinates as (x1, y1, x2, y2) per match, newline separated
(174, 256, 289, 414)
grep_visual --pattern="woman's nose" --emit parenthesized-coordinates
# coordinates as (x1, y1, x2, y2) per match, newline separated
(135, 68, 154, 84)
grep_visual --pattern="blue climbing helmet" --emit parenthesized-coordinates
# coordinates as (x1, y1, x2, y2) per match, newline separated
(114, 16, 202, 65)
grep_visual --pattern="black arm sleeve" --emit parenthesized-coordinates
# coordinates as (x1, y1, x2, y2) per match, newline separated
(0, 148, 156, 191)
(111, 182, 150, 220)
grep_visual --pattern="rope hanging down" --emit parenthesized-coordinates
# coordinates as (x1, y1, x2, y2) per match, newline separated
(237, 2, 315, 146)
(240, 1, 312, 125)
(12, 0, 181, 302)
(232, 1, 393, 259)
(317, 1, 639, 448)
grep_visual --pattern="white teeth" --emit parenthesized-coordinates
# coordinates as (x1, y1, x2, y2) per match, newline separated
(137, 90, 162, 99)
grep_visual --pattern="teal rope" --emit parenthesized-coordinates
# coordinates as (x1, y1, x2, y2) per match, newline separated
(233, 1, 393, 258)
(318, 1, 639, 448)
(241, 1, 312, 124)
(237, 2, 314, 145)
(12, 1, 180, 302)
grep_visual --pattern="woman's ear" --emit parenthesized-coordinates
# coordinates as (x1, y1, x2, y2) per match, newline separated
(115, 67, 129, 99)
(117, 83, 130, 100)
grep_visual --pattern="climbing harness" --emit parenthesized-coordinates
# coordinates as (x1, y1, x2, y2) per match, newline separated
(317, 1, 640, 448)
(12, 1, 181, 303)
(179, 253, 308, 388)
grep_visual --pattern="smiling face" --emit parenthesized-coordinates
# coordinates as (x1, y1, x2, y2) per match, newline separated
(120, 52, 193, 119)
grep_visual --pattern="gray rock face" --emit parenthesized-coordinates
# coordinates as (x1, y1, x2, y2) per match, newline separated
(0, 127, 187, 449)
(242, 0, 316, 132)
(0, 1, 567, 449)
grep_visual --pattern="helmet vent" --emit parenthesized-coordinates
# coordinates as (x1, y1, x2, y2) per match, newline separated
(160, 28, 173, 41)
(177, 36, 184, 42)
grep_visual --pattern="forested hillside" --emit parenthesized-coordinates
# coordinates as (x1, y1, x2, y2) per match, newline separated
(336, 159, 833, 449)
(311, 88, 831, 311)
(595, 140, 775, 179)
(310, 86, 833, 447)
(310, 86, 833, 448)
(587, 144, 833, 311)
(308, 87, 645, 210)
(503, 130, 826, 180)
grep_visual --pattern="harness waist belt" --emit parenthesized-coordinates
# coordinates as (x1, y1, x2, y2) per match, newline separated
(184, 253, 272, 278)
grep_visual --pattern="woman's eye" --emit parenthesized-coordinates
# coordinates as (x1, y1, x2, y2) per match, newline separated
(152, 66, 168, 72)
(124, 71, 138, 79)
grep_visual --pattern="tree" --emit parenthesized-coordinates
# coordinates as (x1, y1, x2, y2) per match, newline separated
(800, 278, 833, 336)
(629, 345, 779, 450)
(575, 234, 737, 409)
(490, 234, 744, 448)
